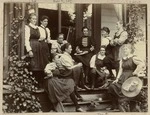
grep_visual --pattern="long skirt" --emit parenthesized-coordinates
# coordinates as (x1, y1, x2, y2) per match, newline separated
(72, 66, 83, 85)
(44, 77, 75, 104)
(29, 40, 50, 71)
(108, 70, 133, 98)
(75, 52, 94, 67)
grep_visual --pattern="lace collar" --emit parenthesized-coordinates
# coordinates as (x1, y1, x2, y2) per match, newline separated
(40, 25, 46, 29)
(29, 23, 38, 29)
(97, 53, 105, 60)
(123, 54, 133, 60)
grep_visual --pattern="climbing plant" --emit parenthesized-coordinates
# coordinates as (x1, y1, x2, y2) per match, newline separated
(127, 4, 147, 112)
(126, 4, 146, 43)
(3, 4, 42, 113)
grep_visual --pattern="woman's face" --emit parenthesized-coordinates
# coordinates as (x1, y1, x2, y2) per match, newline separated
(30, 15, 37, 25)
(57, 34, 64, 44)
(66, 45, 72, 54)
(116, 22, 122, 30)
(83, 28, 89, 36)
(99, 47, 106, 56)
(41, 19, 48, 27)
(123, 46, 132, 56)
(101, 30, 108, 37)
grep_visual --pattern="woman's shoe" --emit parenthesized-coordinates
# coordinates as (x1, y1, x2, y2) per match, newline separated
(77, 97, 83, 101)
(90, 85, 95, 90)
(77, 86, 85, 91)
(76, 108, 86, 112)
(100, 82, 109, 88)
(83, 85, 91, 90)
(106, 105, 118, 111)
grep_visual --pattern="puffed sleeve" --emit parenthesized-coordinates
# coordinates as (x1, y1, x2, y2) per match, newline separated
(46, 28, 51, 43)
(90, 55, 96, 68)
(44, 62, 57, 74)
(132, 55, 145, 75)
(25, 25, 32, 52)
(60, 55, 73, 69)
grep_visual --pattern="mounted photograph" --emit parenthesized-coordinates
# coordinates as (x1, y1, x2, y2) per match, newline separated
(2, 1, 148, 113)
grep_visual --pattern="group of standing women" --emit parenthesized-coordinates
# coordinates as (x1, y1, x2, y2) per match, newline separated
(25, 13, 51, 90)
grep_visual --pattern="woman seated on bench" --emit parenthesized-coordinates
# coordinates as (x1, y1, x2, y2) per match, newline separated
(44, 54, 85, 112)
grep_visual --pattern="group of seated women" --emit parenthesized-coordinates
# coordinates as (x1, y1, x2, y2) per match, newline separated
(25, 13, 145, 112)
(44, 39, 145, 112)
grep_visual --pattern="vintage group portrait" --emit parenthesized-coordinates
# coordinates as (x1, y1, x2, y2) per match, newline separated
(1, 0, 149, 114)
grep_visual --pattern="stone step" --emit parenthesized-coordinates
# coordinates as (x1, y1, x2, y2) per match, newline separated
(63, 93, 112, 112)
(63, 100, 112, 112)
(63, 93, 109, 103)
(33, 90, 111, 112)
(77, 88, 108, 94)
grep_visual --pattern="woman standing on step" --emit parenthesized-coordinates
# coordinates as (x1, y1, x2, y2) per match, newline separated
(105, 20, 128, 77)
(25, 13, 50, 91)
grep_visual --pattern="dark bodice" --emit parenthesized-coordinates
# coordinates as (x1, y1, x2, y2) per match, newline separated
(78, 36, 93, 51)
(118, 57, 137, 84)
(28, 25, 40, 40)
(95, 54, 105, 70)
(122, 57, 137, 72)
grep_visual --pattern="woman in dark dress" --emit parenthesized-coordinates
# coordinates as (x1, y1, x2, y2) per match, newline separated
(25, 13, 50, 90)
(107, 44, 144, 111)
(75, 27, 94, 83)
(104, 20, 128, 77)
(90, 46, 110, 89)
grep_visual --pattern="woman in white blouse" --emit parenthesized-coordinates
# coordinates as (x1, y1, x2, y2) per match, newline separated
(90, 46, 110, 89)
(58, 43, 90, 95)
(25, 13, 50, 90)
(107, 43, 145, 111)
(38, 15, 51, 43)
(38, 15, 51, 64)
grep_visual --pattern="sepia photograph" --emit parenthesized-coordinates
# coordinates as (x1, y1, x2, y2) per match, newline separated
(2, 0, 148, 114)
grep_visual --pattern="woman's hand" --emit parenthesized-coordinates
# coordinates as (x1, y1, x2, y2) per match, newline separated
(29, 50, 34, 57)
(112, 78, 118, 84)
(90, 46, 94, 51)
(76, 46, 82, 53)
(77, 63, 83, 67)
(132, 72, 138, 76)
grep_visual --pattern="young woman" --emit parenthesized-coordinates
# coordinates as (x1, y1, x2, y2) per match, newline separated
(90, 46, 110, 89)
(44, 43, 85, 112)
(38, 15, 51, 60)
(25, 13, 50, 90)
(101, 27, 112, 47)
(107, 44, 145, 111)
(75, 27, 95, 83)
(59, 43, 89, 90)
(51, 33, 67, 58)
(104, 21, 128, 77)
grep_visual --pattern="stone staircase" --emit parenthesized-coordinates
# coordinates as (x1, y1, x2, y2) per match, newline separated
(62, 89, 112, 112)
(34, 76, 147, 112)
(3, 76, 147, 113)
(34, 87, 116, 112)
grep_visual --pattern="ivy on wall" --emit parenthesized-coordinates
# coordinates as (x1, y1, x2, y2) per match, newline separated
(126, 4, 146, 43)
(127, 4, 147, 112)
(3, 4, 42, 113)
